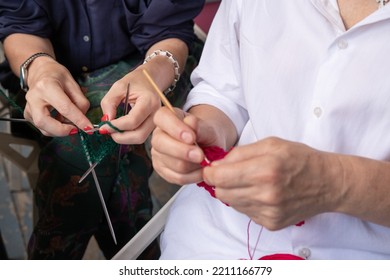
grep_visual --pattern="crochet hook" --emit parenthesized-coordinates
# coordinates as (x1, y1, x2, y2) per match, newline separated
(142, 69, 210, 164)
(79, 133, 117, 244)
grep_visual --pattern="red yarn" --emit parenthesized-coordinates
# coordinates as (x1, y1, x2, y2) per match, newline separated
(259, 254, 304, 260)
(295, 220, 305, 226)
(198, 146, 306, 260)
(197, 145, 230, 199)
(200, 145, 229, 167)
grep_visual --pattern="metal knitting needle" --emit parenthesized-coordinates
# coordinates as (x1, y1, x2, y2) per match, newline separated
(0, 116, 106, 185)
(79, 133, 117, 244)
(124, 83, 131, 114)
(116, 83, 131, 172)
(0, 116, 100, 133)
(83, 124, 100, 134)
(0, 117, 30, 123)
(142, 69, 210, 164)
(79, 85, 130, 183)
(77, 125, 109, 184)
(78, 161, 99, 183)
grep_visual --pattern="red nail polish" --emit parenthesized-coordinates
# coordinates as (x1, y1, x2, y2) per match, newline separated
(68, 128, 78, 136)
(84, 126, 93, 135)
(101, 114, 109, 122)
(99, 129, 110, 135)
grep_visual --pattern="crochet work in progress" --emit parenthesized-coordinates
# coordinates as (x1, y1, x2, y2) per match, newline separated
(197, 145, 304, 260)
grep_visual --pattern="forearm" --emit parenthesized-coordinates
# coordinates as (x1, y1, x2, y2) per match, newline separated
(330, 153, 390, 227)
(188, 104, 238, 150)
(3, 33, 55, 77)
(137, 38, 188, 94)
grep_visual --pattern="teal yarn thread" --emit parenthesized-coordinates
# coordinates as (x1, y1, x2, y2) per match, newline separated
(98, 121, 124, 133)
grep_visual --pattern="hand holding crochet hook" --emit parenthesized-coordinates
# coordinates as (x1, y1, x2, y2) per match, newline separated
(143, 69, 232, 186)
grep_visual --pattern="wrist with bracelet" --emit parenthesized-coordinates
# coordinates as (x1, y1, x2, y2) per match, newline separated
(143, 49, 180, 95)
(19, 52, 54, 92)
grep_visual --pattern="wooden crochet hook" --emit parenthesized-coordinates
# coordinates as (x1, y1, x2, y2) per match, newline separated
(142, 69, 210, 164)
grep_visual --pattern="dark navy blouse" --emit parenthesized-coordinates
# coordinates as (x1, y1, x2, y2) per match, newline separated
(0, 0, 204, 80)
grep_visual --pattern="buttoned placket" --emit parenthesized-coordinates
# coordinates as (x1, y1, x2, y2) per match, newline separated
(288, 1, 350, 259)
(80, 1, 92, 73)
(290, 0, 390, 260)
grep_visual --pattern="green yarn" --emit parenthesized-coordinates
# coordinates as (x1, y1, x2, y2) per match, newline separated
(98, 121, 124, 133)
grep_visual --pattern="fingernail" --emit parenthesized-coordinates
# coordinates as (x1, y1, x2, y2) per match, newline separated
(99, 129, 110, 135)
(83, 126, 93, 135)
(101, 114, 109, 122)
(68, 128, 78, 136)
(188, 149, 202, 162)
(181, 131, 193, 143)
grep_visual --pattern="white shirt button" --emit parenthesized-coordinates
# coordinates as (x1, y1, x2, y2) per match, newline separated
(337, 39, 348, 49)
(81, 66, 88, 72)
(298, 248, 311, 259)
(313, 107, 322, 118)
(83, 35, 90, 42)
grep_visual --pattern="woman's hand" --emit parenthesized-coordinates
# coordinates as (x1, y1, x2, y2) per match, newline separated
(99, 38, 189, 145)
(150, 107, 208, 185)
(99, 67, 162, 144)
(150, 104, 236, 185)
(24, 57, 92, 136)
(3, 34, 93, 137)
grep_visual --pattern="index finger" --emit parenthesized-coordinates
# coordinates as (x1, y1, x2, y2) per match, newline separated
(43, 78, 93, 128)
(26, 91, 92, 136)
(25, 102, 79, 136)
(108, 96, 151, 132)
(100, 81, 130, 121)
(153, 107, 196, 145)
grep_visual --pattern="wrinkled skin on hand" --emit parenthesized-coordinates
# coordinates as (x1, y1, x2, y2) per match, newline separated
(203, 137, 341, 231)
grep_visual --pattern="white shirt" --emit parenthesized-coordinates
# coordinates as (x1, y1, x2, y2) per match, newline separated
(160, 0, 390, 259)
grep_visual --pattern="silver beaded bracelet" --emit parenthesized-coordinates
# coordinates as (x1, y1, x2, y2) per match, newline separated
(143, 50, 180, 94)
